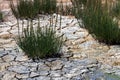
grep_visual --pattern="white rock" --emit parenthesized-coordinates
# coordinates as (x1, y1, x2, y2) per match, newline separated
(15, 55, 28, 62)
(50, 71, 62, 77)
(29, 72, 40, 77)
(35, 76, 50, 80)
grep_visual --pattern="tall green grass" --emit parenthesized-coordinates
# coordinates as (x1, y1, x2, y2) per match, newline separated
(17, 19, 63, 60)
(111, 0, 120, 18)
(10, 0, 40, 19)
(72, 0, 120, 45)
(10, 0, 57, 19)
(39, 0, 57, 14)
(0, 11, 3, 22)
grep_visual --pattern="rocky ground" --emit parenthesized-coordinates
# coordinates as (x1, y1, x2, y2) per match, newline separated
(0, 0, 120, 80)
(0, 9, 120, 80)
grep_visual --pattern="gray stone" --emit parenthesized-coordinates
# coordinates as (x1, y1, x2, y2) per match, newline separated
(39, 71, 49, 76)
(8, 65, 30, 74)
(29, 72, 40, 78)
(0, 51, 7, 57)
(1, 72, 16, 80)
(51, 77, 69, 80)
(16, 73, 29, 79)
(64, 73, 79, 78)
(50, 71, 62, 77)
(35, 76, 51, 80)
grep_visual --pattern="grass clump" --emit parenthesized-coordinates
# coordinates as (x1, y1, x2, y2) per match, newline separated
(111, 0, 120, 18)
(10, 0, 57, 18)
(0, 11, 3, 22)
(10, 0, 40, 19)
(17, 19, 63, 60)
(71, 0, 120, 45)
(39, 0, 57, 14)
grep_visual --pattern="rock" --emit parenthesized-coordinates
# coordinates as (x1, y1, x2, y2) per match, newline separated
(51, 77, 68, 80)
(72, 53, 82, 59)
(0, 32, 12, 39)
(29, 72, 40, 78)
(86, 59, 98, 64)
(1, 72, 16, 80)
(15, 55, 29, 62)
(78, 40, 98, 50)
(75, 31, 89, 38)
(51, 60, 64, 70)
(0, 58, 3, 62)
(72, 38, 86, 45)
(62, 53, 73, 58)
(64, 73, 79, 78)
(50, 71, 62, 77)
(62, 26, 79, 33)
(0, 63, 10, 71)
(35, 76, 50, 80)
(0, 51, 7, 57)
(38, 64, 50, 71)
(0, 39, 12, 44)
(16, 73, 29, 79)
(65, 34, 80, 40)
(8, 65, 30, 74)
(39, 71, 49, 76)
(2, 54, 15, 62)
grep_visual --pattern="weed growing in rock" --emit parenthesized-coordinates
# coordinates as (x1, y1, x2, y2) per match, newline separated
(17, 19, 63, 60)
(72, 0, 120, 45)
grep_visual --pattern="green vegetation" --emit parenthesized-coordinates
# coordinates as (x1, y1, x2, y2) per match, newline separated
(10, 0, 40, 19)
(71, 0, 120, 45)
(39, 0, 57, 14)
(0, 11, 3, 22)
(10, 0, 63, 60)
(10, 0, 57, 19)
(111, 0, 120, 17)
(17, 19, 63, 60)
(105, 73, 120, 80)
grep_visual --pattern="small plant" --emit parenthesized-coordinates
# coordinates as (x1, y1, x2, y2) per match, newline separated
(17, 19, 63, 60)
(0, 11, 3, 22)
(10, 0, 40, 19)
(72, 0, 120, 45)
(39, 0, 57, 14)
(111, 0, 120, 18)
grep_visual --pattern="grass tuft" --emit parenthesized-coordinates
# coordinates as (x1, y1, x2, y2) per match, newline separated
(10, 0, 40, 19)
(72, 0, 120, 45)
(17, 19, 63, 60)
(0, 11, 3, 22)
